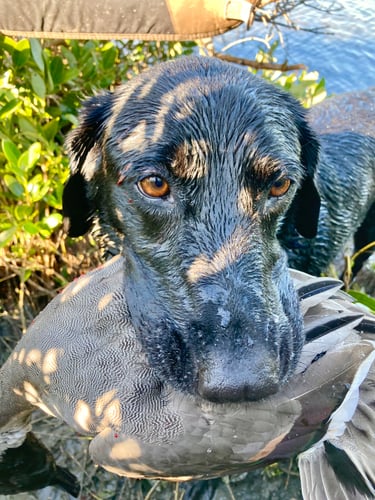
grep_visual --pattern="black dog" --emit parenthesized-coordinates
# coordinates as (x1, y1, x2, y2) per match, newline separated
(280, 87, 375, 276)
(64, 60, 375, 280)
(63, 56, 321, 403)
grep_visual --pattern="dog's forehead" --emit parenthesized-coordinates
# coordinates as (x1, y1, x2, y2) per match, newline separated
(109, 59, 298, 138)
(105, 58, 303, 180)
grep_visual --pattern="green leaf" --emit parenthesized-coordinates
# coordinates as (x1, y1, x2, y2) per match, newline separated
(101, 45, 117, 69)
(61, 68, 80, 82)
(31, 72, 46, 99)
(101, 41, 115, 51)
(42, 213, 62, 229)
(2, 139, 21, 167)
(7, 164, 27, 181)
(27, 174, 49, 201)
(14, 204, 33, 221)
(60, 46, 77, 67)
(3, 174, 24, 197)
(36, 223, 53, 238)
(15, 39, 30, 52)
(18, 116, 39, 137)
(17, 142, 41, 171)
(0, 99, 21, 119)
(30, 38, 45, 72)
(22, 220, 39, 235)
(12, 39, 30, 66)
(0, 227, 17, 247)
(62, 113, 79, 126)
(20, 269, 33, 282)
(44, 192, 62, 209)
(50, 56, 65, 85)
(347, 290, 375, 313)
(1, 36, 17, 51)
(45, 65, 55, 94)
(315, 78, 326, 93)
(42, 118, 60, 141)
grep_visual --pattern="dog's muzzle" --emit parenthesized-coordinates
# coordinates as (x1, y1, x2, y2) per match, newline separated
(189, 294, 286, 403)
(197, 347, 280, 403)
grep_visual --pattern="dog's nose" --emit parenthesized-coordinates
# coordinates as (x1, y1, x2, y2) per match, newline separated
(198, 354, 280, 403)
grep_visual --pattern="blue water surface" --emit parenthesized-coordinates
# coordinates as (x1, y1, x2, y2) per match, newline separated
(216, 0, 375, 94)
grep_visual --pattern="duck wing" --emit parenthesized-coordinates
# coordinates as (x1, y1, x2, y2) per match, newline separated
(299, 340, 375, 499)
(289, 270, 375, 499)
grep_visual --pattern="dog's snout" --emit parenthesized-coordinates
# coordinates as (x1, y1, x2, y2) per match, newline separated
(189, 288, 286, 403)
(198, 353, 280, 403)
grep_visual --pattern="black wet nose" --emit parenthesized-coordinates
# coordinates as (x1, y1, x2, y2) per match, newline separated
(198, 356, 280, 403)
(198, 376, 280, 403)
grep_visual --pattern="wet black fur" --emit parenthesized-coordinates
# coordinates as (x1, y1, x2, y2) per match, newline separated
(63, 56, 324, 403)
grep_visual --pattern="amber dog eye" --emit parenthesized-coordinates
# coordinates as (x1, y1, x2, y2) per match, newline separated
(138, 176, 170, 198)
(269, 178, 291, 198)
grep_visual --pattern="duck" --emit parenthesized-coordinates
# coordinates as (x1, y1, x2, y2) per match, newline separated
(0, 255, 374, 498)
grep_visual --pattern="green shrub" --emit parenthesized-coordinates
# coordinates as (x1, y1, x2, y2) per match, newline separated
(250, 42, 327, 107)
(0, 38, 196, 315)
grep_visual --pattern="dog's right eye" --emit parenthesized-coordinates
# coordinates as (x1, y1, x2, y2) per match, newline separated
(138, 176, 170, 198)
(269, 178, 291, 198)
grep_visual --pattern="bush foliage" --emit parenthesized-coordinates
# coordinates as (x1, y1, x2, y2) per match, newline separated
(0, 38, 196, 319)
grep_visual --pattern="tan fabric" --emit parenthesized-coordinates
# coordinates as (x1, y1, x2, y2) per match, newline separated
(165, 0, 251, 38)
(0, 0, 254, 40)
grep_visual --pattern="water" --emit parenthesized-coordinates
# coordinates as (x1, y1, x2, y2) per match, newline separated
(216, 0, 375, 94)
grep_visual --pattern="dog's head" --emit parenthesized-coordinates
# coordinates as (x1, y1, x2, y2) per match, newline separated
(63, 56, 320, 403)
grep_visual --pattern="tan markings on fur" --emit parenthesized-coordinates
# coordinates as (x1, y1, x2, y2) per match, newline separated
(187, 227, 250, 283)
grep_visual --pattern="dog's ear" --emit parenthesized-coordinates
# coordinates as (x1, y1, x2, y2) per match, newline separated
(288, 117, 321, 239)
(62, 172, 95, 237)
(63, 93, 114, 237)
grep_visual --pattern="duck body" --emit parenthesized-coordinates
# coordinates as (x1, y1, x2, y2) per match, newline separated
(0, 255, 375, 498)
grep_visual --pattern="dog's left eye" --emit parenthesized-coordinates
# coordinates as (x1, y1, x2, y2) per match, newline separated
(138, 176, 170, 198)
(269, 178, 291, 198)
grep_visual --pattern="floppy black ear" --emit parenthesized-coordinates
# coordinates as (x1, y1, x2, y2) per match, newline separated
(63, 93, 114, 237)
(62, 172, 95, 237)
(288, 117, 321, 239)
